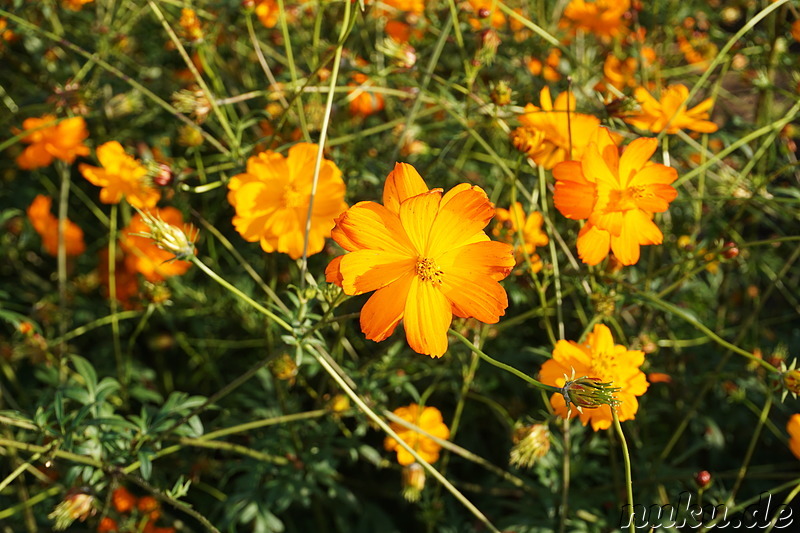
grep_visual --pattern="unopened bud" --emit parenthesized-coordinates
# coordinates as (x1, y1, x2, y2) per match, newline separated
(490, 81, 512, 106)
(133, 209, 197, 260)
(722, 241, 739, 259)
(694, 470, 712, 488)
(562, 376, 621, 413)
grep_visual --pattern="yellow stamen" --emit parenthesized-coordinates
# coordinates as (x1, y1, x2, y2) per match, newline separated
(415, 257, 443, 283)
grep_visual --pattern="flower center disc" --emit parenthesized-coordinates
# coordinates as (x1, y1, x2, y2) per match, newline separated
(415, 257, 443, 284)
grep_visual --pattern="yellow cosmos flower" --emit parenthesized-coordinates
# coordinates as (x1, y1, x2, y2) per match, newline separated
(553, 127, 678, 265)
(384, 404, 450, 466)
(255, 0, 279, 28)
(79, 141, 160, 209)
(517, 87, 601, 169)
(539, 324, 648, 431)
(227, 143, 348, 260)
(16, 115, 90, 170)
(325, 163, 514, 357)
(788, 414, 800, 460)
(624, 84, 718, 134)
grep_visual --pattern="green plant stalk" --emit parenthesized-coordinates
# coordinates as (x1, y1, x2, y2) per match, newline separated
(0, 9, 229, 155)
(726, 391, 773, 507)
(449, 329, 562, 394)
(190, 256, 292, 333)
(613, 410, 635, 533)
(49, 310, 142, 346)
(699, 477, 800, 532)
(300, 0, 353, 289)
(558, 416, 570, 533)
(107, 204, 126, 394)
(637, 291, 778, 373)
(245, 14, 289, 109)
(276, 0, 310, 141)
(538, 164, 565, 340)
(656, 0, 790, 142)
(147, 0, 237, 151)
(56, 162, 70, 382)
(0, 485, 60, 522)
(764, 480, 800, 533)
(307, 347, 501, 533)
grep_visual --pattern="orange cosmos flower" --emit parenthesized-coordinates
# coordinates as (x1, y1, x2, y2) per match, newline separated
(624, 84, 718, 134)
(16, 115, 90, 170)
(326, 163, 514, 357)
(79, 141, 160, 209)
(228, 143, 347, 260)
(255, 0, 279, 28)
(97, 517, 118, 532)
(539, 323, 648, 431)
(559, 0, 630, 42)
(376, 0, 425, 16)
(120, 207, 193, 282)
(493, 202, 548, 273)
(26, 195, 86, 257)
(553, 127, 678, 265)
(788, 415, 800, 460)
(111, 487, 136, 513)
(517, 87, 601, 169)
(384, 404, 450, 466)
(792, 20, 800, 42)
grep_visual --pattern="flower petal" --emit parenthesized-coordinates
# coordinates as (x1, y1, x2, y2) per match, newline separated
(440, 270, 509, 324)
(399, 190, 442, 255)
(426, 187, 495, 256)
(553, 162, 596, 220)
(577, 223, 611, 266)
(403, 277, 452, 357)
(383, 163, 429, 214)
(339, 250, 416, 295)
(437, 240, 514, 281)
(361, 272, 415, 342)
(333, 201, 417, 255)
(619, 137, 658, 188)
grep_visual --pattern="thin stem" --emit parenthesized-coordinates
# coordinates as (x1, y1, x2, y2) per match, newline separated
(449, 329, 561, 394)
(726, 391, 773, 506)
(558, 417, 570, 533)
(613, 410, 635, 533)
(107, 204, 126, 393)
(300, 0, 353, 289)
(308, 347, 501, 533)
(190, 256, 293, 333)
(56, 162, 70, 380)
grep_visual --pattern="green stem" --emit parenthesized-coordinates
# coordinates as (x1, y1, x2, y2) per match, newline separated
(726, 391, 773, 506)
(190, 256, 292, 333)
(613, 410, 635, 533)
(300, 0, 353, 289)
(449, 329, 561, 394)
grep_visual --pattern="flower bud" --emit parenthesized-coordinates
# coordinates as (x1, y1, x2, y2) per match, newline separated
(694, 470, 712, 488)
(402, 463, 426, 502)
(561, 376, 621, 413)
(490, 81, 513, 106)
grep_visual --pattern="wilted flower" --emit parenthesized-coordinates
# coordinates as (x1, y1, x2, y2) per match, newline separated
(509, 424, 551, 469)
(133, 208, 198, 261)
(49, 488, 96, 530)
(384, 404, 450, 465)
(402, 463, 426, 502)
(179, 8, 204, 42)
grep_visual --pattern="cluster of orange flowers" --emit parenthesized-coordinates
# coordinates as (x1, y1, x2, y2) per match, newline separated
(98, 487, 175, 533)
(16, 115, 89, 170)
